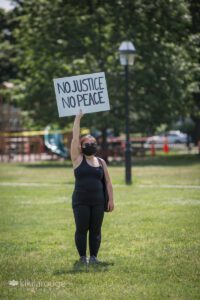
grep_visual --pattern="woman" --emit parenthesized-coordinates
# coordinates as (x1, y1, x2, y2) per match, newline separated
(70, 110, 114, 265)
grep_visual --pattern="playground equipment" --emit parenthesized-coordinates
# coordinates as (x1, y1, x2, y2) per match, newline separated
(0, 133, 45, 162)
(44, 126, 69, 159)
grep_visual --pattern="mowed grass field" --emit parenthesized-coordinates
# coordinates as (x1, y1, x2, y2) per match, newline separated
(0, 155, 200, 300)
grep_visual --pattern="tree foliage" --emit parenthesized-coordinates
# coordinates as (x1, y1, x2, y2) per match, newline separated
(1, 0, 199, 136)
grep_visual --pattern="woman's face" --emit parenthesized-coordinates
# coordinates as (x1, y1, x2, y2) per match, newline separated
(81, 137, 97, 148)
(80, 137, 97, 156)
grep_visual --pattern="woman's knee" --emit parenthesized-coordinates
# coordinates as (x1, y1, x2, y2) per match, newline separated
(75, 228, 88, 236)
(89, 231, 101, 244)
(89, 228, 101, 236)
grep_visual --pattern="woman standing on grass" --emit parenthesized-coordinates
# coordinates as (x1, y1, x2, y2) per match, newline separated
(70, 110, 114, 265)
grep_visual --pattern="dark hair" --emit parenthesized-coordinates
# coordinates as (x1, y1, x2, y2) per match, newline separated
(80, 134, 97, 146)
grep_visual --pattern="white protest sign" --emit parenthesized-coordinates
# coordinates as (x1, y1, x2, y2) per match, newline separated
(53, 72, 110, 117)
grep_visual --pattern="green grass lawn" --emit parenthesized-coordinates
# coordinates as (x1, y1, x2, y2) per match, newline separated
(0, 155, 200, 299)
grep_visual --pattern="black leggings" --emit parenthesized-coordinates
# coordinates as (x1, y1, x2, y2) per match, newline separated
(72, 204, 104, 257)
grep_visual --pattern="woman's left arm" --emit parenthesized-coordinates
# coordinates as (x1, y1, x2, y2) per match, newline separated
(101, 159, 114, 212)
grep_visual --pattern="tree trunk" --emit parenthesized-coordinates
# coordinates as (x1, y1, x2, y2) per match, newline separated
(191, 116, 200, 145)
(101, 127, 109, 164)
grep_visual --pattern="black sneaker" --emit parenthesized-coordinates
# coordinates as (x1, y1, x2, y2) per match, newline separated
(89, 255, 100, 264)
(79, 256, 88, 265)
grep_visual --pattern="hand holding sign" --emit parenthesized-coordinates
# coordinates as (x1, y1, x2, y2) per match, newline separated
(53, 72, 110, 117)
(76, 109, 84, 119)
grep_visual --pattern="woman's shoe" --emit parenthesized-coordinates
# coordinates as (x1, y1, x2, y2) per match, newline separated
(79, 256, 88, 265)
(89, 255, 100, 264)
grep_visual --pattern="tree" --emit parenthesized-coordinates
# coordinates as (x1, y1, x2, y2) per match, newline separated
(1, 0, 198, 138)
(188, 0, 200, 144)
(0, 8, 19, 83)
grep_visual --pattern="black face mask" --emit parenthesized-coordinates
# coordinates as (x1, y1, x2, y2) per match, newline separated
(81, 143, 97, 156)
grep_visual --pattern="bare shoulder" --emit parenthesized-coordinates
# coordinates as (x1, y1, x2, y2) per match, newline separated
(98, 157, 107, 168)
(72, 154, 83, 169)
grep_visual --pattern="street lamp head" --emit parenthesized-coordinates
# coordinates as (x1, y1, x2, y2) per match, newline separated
(119, 41, 136, 66)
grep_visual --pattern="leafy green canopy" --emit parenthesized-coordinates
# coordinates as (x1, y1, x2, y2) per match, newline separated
(2, 0, 199, 133)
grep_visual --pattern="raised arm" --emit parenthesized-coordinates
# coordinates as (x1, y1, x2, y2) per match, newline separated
(70, 110, 84, 163)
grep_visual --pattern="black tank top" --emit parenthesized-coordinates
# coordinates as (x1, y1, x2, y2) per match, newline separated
(72, 155, 105, 207)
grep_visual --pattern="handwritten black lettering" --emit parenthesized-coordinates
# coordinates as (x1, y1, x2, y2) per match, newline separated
(82, 79, 89, 92)
(61, 97, 71, 108)
(98, 91, 105, 103)
(57, 82, 71, 94)
(99, 77, 104, 90)
(89, 92, 96, 105)
(82, 93, 90, 106)
(77, 94, 83, 106)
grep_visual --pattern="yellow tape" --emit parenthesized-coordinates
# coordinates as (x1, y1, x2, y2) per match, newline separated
(0, 128, 90, 137)
(0, 130, 64, 137)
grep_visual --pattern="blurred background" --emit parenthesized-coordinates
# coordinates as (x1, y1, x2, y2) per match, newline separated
(0, 0, 199, 163)
(1, 3, 200, 298)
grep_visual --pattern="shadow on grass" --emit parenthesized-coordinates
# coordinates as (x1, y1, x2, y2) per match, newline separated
(53, 259, 115, 275)
(21, 154, 199, 168)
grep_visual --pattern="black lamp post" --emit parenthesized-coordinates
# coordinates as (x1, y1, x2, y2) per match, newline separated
(119, 41, 136, 185)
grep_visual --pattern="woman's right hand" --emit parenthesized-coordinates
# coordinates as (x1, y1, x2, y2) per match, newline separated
(76, 109, 84, 119)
